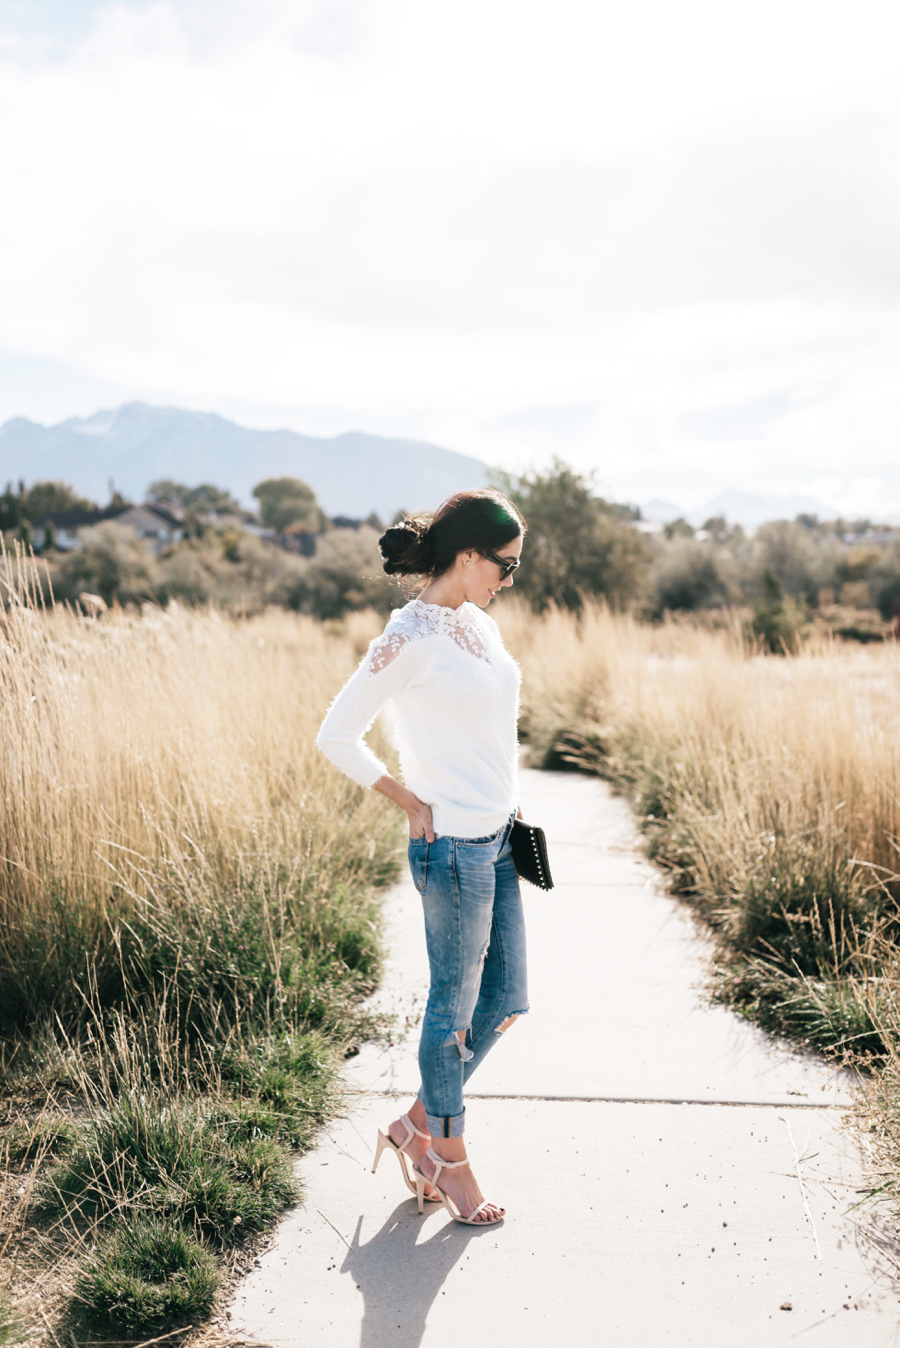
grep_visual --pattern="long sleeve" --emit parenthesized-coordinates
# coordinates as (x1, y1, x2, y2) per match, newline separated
(316, 629, 422, 788)
(317, 600, 520, 838)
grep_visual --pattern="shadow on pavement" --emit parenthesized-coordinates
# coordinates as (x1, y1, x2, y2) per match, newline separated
(341, 1200, 494, 1348)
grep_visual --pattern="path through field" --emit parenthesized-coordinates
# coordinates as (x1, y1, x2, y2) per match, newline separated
(229, 770, 900, 1346)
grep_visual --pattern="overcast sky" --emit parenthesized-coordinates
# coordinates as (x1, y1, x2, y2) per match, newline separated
(1, 0, 899, 514)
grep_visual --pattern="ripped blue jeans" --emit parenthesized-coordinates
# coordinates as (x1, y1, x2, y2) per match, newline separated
(408, 817, 528, 1139)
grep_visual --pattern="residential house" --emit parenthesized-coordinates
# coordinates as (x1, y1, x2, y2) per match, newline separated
(33, 505, 183, 554)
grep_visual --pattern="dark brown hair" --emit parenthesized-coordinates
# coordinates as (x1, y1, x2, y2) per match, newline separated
(378, 489, 525, 578)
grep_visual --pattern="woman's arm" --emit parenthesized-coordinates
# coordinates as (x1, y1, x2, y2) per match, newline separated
(316, 632, 416, 789)
(374, 774, 435, 841)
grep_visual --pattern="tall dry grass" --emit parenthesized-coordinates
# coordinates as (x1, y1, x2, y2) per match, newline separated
(0, 556, 399, 1339)
(502, 597, 900, 1209)
(0, 576, 393, 1035)
(500, 600, 900, 1056)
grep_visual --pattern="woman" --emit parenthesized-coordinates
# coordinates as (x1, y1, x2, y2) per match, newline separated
(316, 488, 527, 1226)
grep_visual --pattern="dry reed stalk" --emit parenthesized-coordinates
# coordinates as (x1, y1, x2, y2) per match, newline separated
(501, 599, 900, 1041)
(0, 557, 399, 1342)
(0, 554, 397, 1030)
(501, 595, 900, 1202)
(501, 598, 900, 898)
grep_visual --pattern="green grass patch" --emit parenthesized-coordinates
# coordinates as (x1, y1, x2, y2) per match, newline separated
(74, 1217, 220, 1334)
(40, 1094, 300, 1244)
(712, 962, 889, 1058)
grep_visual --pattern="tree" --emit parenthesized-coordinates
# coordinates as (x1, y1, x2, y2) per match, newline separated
(665, 517, 695, 540)
(22, 480, 96, 520)
(492, 461, 650, 611)
(0, 481, 96, 532)
(147, 480, 242, 515)
(751, 520, 839, 605)
(871, 541, 900, 622)
(0, 484, 24, 534)
(252, 477, 327, 535)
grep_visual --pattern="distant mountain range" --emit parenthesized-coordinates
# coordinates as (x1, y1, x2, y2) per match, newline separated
(4, 403, 896, 530)
(640, 489, 899, 530)
(687, 489, 833, 530)
(0, 403, 489, 519)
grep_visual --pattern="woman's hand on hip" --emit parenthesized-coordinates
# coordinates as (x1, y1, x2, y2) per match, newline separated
(407, 801, 435, 842)
(372, 774, 436, 842)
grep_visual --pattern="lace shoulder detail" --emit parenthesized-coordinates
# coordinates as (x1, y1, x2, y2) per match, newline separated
(367, 626, 412, 675)
(365, 599, 490, 675)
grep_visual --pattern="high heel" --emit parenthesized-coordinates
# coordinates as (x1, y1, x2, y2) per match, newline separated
(372, 1114, 441, 1202)
(414, 1146, 505, 1225)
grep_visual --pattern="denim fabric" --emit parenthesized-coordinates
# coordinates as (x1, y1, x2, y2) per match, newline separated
(407, 817, 528, 1138)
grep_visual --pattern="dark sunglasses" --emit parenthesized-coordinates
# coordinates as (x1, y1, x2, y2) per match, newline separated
(483, 549, 521, 580)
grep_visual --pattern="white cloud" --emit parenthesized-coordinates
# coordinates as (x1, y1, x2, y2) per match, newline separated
(0, 0, 899, 512)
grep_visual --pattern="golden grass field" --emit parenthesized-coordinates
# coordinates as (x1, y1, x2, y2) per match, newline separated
(499, 599, 900, 1202)
(0, 570, 396, 1344)
(0, 594, 395, 1031)
(4, 574, 900, 1337)
(501, 600, 900, 914)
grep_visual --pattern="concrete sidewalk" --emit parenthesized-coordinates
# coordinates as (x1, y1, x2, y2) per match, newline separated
(229, 771, 900, 1345)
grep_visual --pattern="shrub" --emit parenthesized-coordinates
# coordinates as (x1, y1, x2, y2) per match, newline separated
(751, 570, 803, 652)
(53, 522, 157, 606)
(839, 580, 871, 609)
(872, 543, 900, 622)
(653, 537, 725, 613)
(278, 528, 389, 618)
(751, 519, 839, 604)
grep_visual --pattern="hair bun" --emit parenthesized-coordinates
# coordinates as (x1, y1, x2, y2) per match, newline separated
(378, 519, 433, 575)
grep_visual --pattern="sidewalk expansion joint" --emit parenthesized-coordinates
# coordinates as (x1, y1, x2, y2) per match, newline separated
(358, 1089, 849, 1109)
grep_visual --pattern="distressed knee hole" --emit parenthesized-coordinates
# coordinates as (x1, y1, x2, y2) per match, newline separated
(496, 1013, 519, 1034)
(448, 1029, 474, 1061)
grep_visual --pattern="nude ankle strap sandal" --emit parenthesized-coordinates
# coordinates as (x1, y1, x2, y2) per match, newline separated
(414, 1146, 505, 1225)
(372, 1114, 440, 1201)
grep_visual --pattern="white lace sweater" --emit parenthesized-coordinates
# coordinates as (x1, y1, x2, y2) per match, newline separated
(316, 598, 521, 839)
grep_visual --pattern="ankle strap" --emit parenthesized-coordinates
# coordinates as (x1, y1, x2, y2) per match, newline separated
(396, 1113, 429, 1152)
(401, 1113, 430, 1140)
(426, 1148, 467, 1168)
(425, 1144, 468, 1186)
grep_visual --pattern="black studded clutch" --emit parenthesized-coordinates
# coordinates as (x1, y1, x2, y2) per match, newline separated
(510, 819, 554, 891)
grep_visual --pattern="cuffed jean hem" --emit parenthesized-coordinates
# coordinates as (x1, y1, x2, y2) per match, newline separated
(421, 1103, 466, 1139)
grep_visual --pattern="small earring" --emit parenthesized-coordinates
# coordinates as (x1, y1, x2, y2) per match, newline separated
(465, 559, 470, 565)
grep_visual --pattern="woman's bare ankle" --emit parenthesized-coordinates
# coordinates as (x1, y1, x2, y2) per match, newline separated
(406, 1098, 430, 1136)
(388, 1103, 432, 1159)
(429, 1136, 466, 1164)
